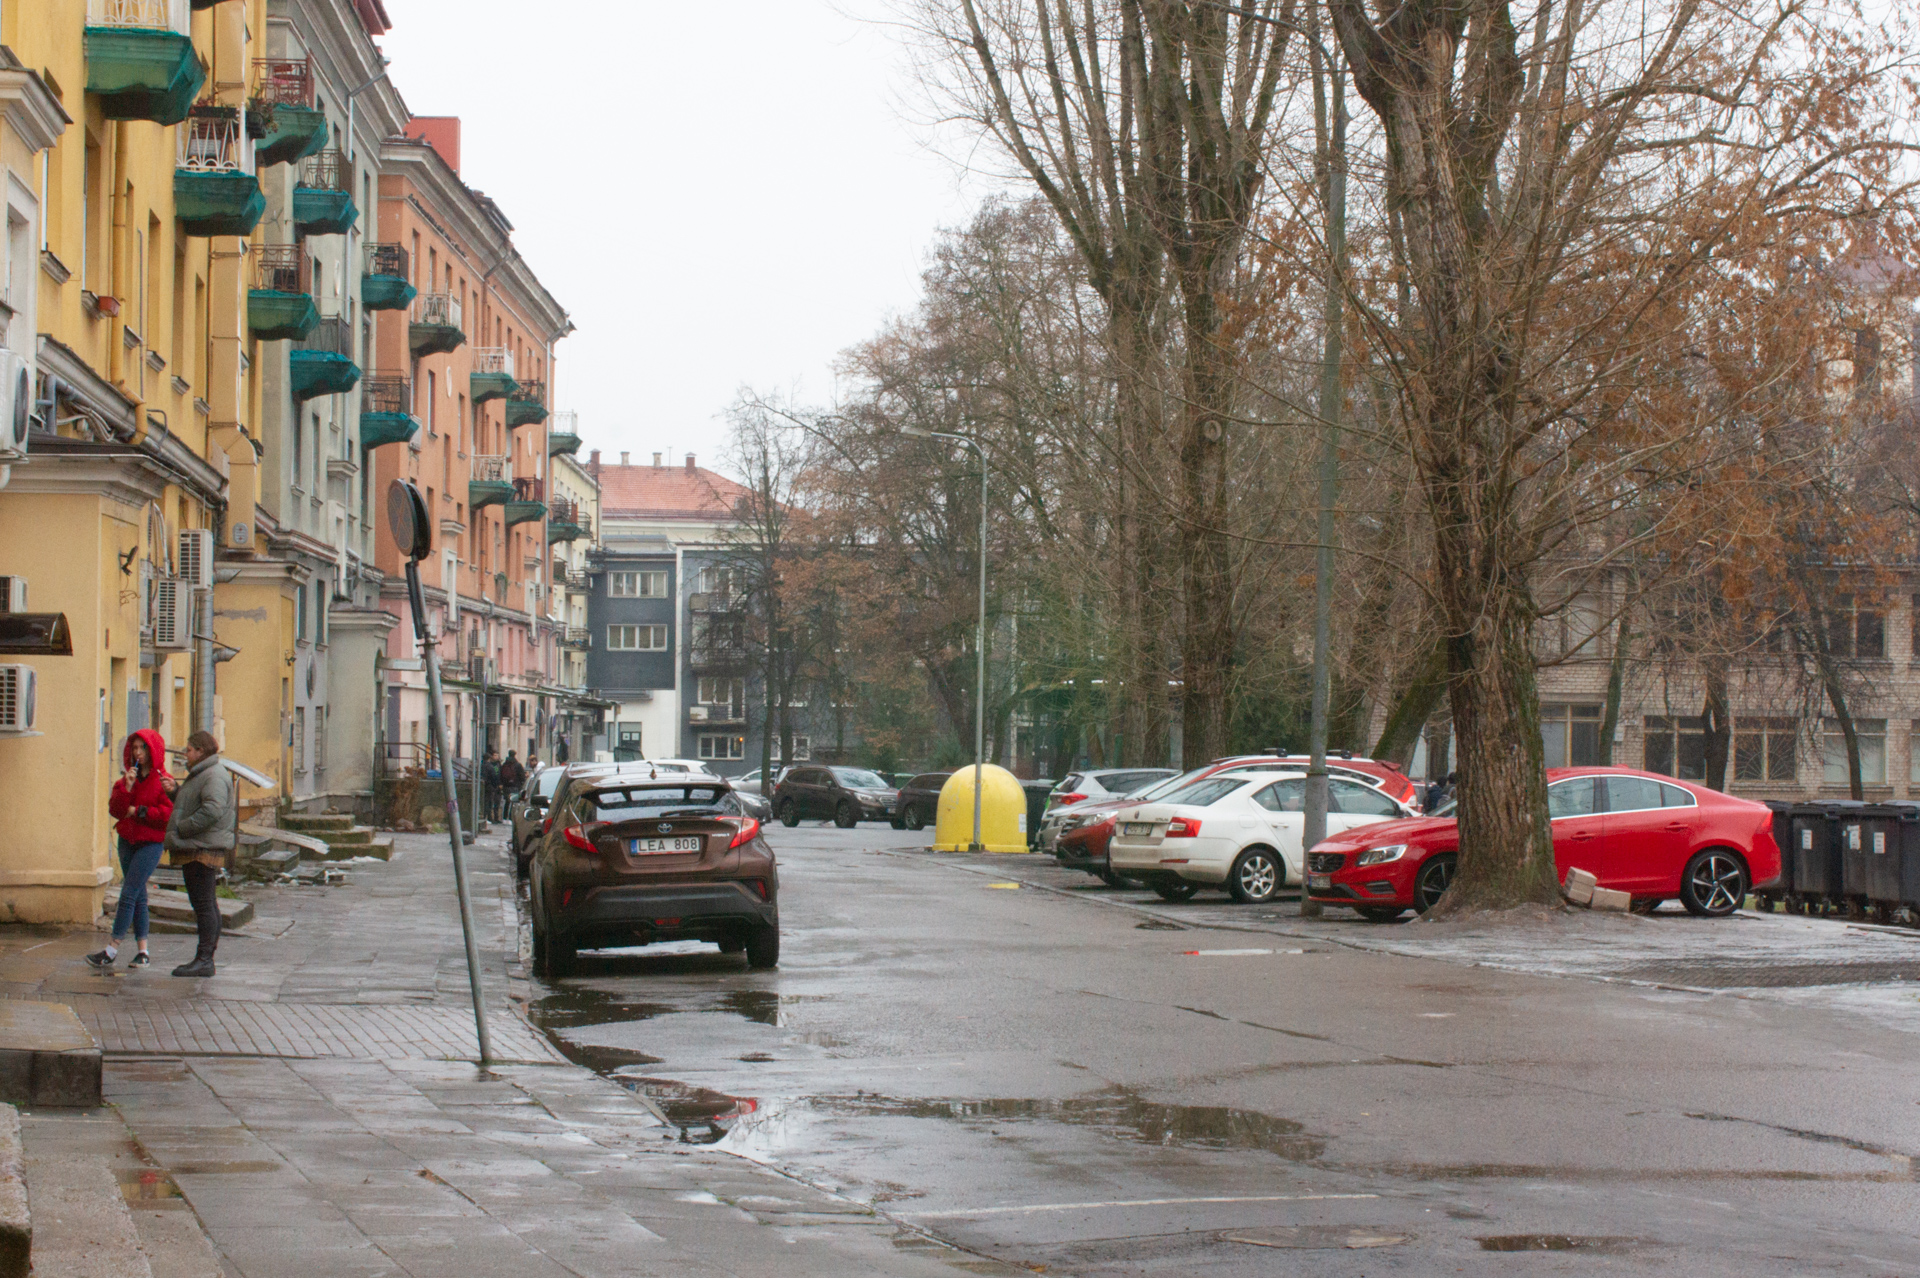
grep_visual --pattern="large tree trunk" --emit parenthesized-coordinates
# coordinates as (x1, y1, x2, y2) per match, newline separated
(1701, 659, 1731, 791)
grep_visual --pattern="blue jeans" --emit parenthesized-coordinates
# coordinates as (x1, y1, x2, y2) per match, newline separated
(113, 838, 164, 941)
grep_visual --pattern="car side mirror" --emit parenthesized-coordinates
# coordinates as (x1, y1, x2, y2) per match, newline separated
(531, 797, 548, 810)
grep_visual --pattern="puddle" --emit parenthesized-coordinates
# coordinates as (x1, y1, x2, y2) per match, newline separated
(1478, 1235, 1640, 1253)
(1135, 919, 1187, 931)
(115, 1167, 186, 1208)
(612, 1078, 1323, 1161)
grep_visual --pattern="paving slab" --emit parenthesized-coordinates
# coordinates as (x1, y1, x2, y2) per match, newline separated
(0, 999, 101, 1106)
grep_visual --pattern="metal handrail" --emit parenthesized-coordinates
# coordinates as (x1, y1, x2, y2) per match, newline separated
(548, 496, 578, 524)
(254, 245, 310, 294)
(472, 454, 510, 483)
(513, 477, 545, 502)
(252, 58, 313, 108)
(363, 375, 410, 416)
(297, 148, 350, 192)
(549, 409, 579, 434)
(472, 347, 515, 377)
(366, 243, 409, 278)
(295, 316, 352, 358)
(88, 0, 190, 35)
(508, 379, 545, 407)
(179, 107, 254, 174)
(412, 293, 462, 328)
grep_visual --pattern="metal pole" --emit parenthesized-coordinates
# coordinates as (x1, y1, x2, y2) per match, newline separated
(409, 560, 494, 1064)
(972, 439, 987, 853)
(471, 683, 484, 834)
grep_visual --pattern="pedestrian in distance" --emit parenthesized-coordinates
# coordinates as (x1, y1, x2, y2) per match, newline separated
(160, 731, 237, 978)
(482, 749, 502, 822)
(89, 728, 174, 970)
(499, 751, 526, 809)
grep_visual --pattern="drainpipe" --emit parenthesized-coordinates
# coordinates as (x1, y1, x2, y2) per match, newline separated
(110, 121, 135, 424)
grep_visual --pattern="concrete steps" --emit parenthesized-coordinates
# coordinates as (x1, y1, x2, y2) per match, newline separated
(101, 888, 252, 933)
(274, 813, 393, 862)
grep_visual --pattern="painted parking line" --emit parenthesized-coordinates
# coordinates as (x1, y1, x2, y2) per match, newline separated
(987, 882, 1022, 889)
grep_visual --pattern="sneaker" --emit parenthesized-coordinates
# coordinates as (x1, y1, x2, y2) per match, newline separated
(84, 949, 117, 969)
(128, 953, 151, 968)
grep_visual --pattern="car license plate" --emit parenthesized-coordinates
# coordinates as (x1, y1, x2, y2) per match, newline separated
(632, 837, 702, 854)
(1124, 822, 1153, 836)
(1307, 873, 1332, 889)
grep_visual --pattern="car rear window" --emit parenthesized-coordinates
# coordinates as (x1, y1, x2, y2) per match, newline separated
(585, 786, 737, 820)
(1055, 774, 1083, 793)
(1159, 778, 1248, 808)
(910, 773, 949, 790)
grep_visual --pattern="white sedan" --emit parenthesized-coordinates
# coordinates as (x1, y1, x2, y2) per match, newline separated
(1108, 770, 1414, 902)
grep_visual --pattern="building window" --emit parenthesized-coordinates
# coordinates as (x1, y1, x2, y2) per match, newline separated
(772, 735, 811, 762)
(698, 677, 744, 707)
(1823, 718, 1887, 785)
(1541, 703, 1602, 768)
(607, 624, 667, 651)
(697, 566, 734, 595)
(697, 734, 744, 761)
(610, 570, 668, 598)
(1644, 715, 1706, 780)
(1824, 596, 1885, 659)
(293, 706, 307, 774)
(1733, 718, 1797, 783)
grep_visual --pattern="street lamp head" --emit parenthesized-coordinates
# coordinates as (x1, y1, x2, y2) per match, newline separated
(898, 424, 933, 438)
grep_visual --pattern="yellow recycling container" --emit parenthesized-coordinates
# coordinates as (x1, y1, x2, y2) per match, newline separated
(933, 764, 1028, 853)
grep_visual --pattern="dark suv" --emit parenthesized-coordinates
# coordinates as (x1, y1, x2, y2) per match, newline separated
(529, 766, 777, 977)
(889, 772, 953, 831)
(774, 765, 897, 828)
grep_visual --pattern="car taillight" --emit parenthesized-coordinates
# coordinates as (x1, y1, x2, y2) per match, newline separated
(728, 817, 761, 849)
(1166, 816, 1201, 838)
(541, 817, 552, 835)
(744, 878, 769, 900)
(1057, 793, 1086, 806)
(563, 822, 603, 853)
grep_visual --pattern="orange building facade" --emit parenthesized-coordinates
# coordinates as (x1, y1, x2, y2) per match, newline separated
(369, 121, 572, 772)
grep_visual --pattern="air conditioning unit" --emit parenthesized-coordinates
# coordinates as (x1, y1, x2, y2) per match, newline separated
(153, 578, 193, 651)
(0, 351, 29, 462)
(0, 577, 24, 613)
(688, 705, 710, 723)
(0, 664, 35, 732)
(178, 528, 214, 588)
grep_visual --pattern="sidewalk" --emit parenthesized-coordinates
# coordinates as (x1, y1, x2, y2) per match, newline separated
(0, 832, 1024, 1277)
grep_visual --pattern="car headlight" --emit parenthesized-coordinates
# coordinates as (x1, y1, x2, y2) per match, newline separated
(1356, 844, 1407, 866)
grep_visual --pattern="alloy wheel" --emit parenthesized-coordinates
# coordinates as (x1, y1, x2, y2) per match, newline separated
(1231, 850, 1279, 903)
(1685, 851, 1746, 916)
(1414, 856, 1455, 913)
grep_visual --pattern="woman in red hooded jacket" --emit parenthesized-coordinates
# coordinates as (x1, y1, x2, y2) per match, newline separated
(90, 729, 173, 969)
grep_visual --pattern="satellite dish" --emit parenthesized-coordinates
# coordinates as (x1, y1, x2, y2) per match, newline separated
(387, 480, 432, 562)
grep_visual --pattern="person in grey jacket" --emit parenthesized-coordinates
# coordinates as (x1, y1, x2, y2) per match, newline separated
(161, 731, 236, 978)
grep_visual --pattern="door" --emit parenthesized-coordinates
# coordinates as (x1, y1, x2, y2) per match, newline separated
(1329, 777, 1404, 837)
(1600, 776, 1696, 894)
(1250, 778, 1308, 868)
(1547, 775, 1605, 882)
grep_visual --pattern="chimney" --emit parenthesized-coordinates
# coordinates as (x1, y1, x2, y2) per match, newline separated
(685, 453, 696, 474)
(589, 449, 600, 481)
(620, 451, 630, 466)
(652, 452, 662, 468)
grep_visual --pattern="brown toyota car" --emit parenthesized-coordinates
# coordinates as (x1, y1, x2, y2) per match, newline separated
(529, 764, 778, 978)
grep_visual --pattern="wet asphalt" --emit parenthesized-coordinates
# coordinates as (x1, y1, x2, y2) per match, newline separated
(519, 823, 1920, 1276)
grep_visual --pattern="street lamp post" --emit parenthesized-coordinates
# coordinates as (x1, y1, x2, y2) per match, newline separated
(901, 425, 988, 852)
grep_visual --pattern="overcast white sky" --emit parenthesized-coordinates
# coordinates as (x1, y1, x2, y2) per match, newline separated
(378, 0, 994, 476)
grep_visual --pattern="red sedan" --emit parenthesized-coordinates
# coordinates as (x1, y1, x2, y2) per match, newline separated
(1305, 767, 1782, 920)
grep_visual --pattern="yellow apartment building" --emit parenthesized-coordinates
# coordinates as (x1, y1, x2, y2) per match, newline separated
(0, 0, 267, 923)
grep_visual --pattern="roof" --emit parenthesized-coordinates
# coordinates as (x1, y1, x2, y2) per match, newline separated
(595, 462, 753, 522)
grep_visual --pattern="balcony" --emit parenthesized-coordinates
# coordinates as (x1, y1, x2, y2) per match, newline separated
(251, 58, 328, 167)
(247, 245, 318, 341)
(547, 496, 589, 544)
(546, 409, 581, 457)
(505, 380, 547, 429)
(469, 454, 512, 510)
(85, 0, 204, 126)
(360, 375, 418, 449)
(560, 627, 591, 651)
(289, 317, 361, 401)
(469, 348, 518, 405)
(362, 243, 415, 312)
(292, 150, 357, 236)
(505, 477, 547, 529)
(690, 704, 747, 726)
(175, 107, 265, 237)
(689, 643, 750, 671)
(689, 590, 743, 614)
(409, 293, 465, 358)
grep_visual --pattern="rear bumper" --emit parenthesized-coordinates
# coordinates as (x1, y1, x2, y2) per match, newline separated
(558, 881, 777, 946)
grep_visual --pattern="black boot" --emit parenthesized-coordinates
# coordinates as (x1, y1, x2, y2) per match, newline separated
(171, 955, 216, 978)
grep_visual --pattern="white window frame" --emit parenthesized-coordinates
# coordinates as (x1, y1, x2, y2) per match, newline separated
(697, 677, 744, 706)
(1823, 718, 1887, 785)
(697, 733, 744, 761)
(610, 570, 669, 598)
(772, 734, 811, 762)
